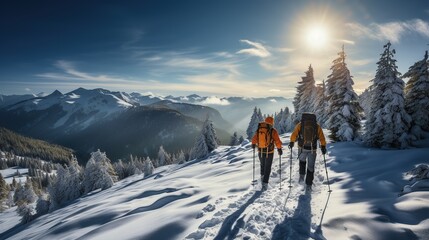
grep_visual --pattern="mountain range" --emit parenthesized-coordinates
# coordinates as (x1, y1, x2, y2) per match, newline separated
(0, 88, 292, 162)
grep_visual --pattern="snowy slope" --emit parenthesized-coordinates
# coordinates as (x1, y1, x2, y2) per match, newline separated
(1, 132, 428, 239)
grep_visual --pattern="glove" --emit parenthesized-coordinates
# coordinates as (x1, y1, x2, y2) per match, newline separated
(288, 142, 294, 149)
(321, 146, 327, 155)
(277, 148, 283, 156)
(251, 144, 256, 149)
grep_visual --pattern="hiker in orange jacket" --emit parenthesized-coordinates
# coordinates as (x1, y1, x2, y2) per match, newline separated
(251, 116, 283, 190)
(289, 113, 326, 189)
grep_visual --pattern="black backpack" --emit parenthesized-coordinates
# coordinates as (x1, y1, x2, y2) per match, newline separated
(298, 113, 318, 149)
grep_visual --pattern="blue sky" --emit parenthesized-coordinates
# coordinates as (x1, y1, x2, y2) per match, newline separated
(1, 0, 428, 97)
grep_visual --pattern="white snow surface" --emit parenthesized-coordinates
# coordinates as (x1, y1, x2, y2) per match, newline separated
(1, 132, 428, 239)
(0, 167, 29, 184)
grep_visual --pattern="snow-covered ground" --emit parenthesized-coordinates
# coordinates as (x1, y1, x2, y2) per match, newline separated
(0, 167, 28, 184)
(1, 132, 428, 239)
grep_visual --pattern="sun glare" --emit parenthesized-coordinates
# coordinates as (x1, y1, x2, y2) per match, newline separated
(305, 25, 329, 49)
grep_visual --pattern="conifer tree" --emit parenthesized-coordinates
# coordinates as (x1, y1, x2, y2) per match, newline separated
(246, 107, 262, 139)
(326, 46, 362, 141)
(359, 87, 373, 119)
(157, 146, 171, 167)
(83, 150, 117, 193)
(189, 133, 209, 160)
(239, 136, 245, 144)
(274, 109, 283, 130)
(176, 150, 186, 164)
(402, 50, 429, 138)
(0, 173, 10, 204)
(201, 117, 220, 152)
(48, 165, 68, 210)
(114, 160, 126, 180)
(365, 42, 411, 148)
(14, 181, 36, 206)
(293, 65, 316, 122)
(313, 80, 328, 127)
(230, 132, 240, 146)
(143, 157, 155, 177)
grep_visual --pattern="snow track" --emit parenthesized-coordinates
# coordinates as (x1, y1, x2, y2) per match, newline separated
(186, 135, 333, 240)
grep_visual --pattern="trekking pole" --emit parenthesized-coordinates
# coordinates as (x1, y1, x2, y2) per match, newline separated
(279, 153, 282, 190)
(323, 154, 332, 192)
(289, 147, 292, 188)
(252, 148, 256, 186)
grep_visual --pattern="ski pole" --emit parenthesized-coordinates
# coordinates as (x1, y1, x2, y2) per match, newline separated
(279, 153, 282, 190)
(323, 154, 332, 192)
(289, 147, 292, 188)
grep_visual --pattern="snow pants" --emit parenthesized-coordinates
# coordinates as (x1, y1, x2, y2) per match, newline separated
(258, 151, 274, 184)
(298, 148, 317, 186)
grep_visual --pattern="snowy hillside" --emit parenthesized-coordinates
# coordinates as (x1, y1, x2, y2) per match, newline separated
(1, 132, 428, 239)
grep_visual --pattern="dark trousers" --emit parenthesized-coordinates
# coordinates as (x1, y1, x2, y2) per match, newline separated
(298, 149, 316, 186)
(258, 152, 274, 184)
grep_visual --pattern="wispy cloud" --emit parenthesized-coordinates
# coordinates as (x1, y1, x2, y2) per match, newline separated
(237, 40, 271, 58)
(346, 19, 429, 43)
(338, 39, 355, 45)
(138, 50, 241, 76)
(36, 60, 140, 84)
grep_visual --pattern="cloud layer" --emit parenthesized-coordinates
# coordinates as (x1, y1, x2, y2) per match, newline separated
(346, 19, 429, 43)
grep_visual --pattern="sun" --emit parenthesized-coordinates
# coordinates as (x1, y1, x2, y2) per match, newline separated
(305, 25, 329, 49)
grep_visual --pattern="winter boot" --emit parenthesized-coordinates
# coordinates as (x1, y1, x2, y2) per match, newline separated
(262, 183, 268, 191)
(306, 184, 312, 192)
(260, 175, 264, 183)
(299, 174, 305, 183)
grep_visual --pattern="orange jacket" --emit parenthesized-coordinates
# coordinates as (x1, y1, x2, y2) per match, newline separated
(290, 122, 326, 148)
(251, 117, 283, 153)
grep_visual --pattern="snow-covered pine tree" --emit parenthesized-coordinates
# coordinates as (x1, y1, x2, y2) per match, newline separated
(14, 180, 37, 207)
(114, 159, 126, 180)
(293, 65, 316, 122)
(157, 146, 171, 167)
(17, 203, 34, 223)
(365, 42, 411, 148)
(402, 50, 429, 138)
(274, 109, 283, 130)
(176, 150, 186, 164)
(282, 107, 293, 133)
(35, 194, 50, 216)
(45, 157, 80, 205)
(143, 157, 154, 177)
(190, 116, 220, 160)
(313, 80, 328, 128)
(83, 150, 117, 193)
(257, 109, 264, 122)
(358, 86, 373, 120)
(201, 117, 220, 152)
(326, 46, 362, 141)
(274, 107, 292, 134)
(0, 173, 9, 203)
(189, 133, 209, 160)
(65, 160, 83, 201)
(246, 107, 262, 139)
(239, 136, 244, 144)
(230, 132, 240, 146)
